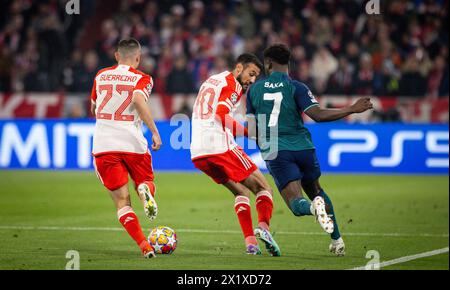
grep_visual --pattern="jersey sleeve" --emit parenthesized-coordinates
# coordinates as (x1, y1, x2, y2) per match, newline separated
(133, 75, 153, 102)
(217, 76, 243, 111)
(90, 78, 97, 104)
(293, 81, 320, 113)
(216, 86, 236, 111)
(215, 78, 247, 137)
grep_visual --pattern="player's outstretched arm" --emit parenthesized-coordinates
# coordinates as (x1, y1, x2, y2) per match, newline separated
(133, 92, 162, 151)
(305, 97, 373, 123)
(216, 104, 249, 138)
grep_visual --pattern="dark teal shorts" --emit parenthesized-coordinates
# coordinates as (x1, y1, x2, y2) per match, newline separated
(265, 149, 321, 192)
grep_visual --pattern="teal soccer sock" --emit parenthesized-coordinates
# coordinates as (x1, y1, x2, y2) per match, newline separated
(289, 197, 313, 216)
(320, 190, 341, 240)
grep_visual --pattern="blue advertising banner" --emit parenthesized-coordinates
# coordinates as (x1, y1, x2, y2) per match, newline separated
(0, 119, 448, 174)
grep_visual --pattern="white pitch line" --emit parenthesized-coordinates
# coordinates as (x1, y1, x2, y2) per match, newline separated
(0, 225, 448, 238)
(351, 247, 449, 270)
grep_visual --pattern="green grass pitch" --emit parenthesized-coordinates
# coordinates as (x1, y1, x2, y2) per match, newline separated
(0, 171, 448, 270)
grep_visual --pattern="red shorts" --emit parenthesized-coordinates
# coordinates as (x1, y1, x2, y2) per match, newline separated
(93, 151, 154, 191)
(193, 147, 257, 184)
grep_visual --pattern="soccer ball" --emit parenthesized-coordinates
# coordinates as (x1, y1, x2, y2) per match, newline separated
(148, 226, 177, 254)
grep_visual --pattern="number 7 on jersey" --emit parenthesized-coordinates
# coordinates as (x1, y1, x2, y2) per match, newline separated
(264, 92, 283, 127)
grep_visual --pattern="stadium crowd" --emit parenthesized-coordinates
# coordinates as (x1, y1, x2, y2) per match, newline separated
(0, 0, 448, 99)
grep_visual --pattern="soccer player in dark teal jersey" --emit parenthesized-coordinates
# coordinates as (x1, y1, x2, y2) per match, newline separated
(246, 44, 373, 256)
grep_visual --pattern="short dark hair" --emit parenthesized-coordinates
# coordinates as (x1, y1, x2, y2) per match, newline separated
(263, 44, 291, 65)
(236, 53, 263, 71)
(117, 38, 141, 56)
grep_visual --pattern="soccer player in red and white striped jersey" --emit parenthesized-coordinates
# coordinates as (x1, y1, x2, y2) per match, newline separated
(90, 39, 162, 258)
(190, 54, 281, 256)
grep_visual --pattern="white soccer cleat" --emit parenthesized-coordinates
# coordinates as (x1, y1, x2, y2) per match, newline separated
(137, 183, 158, 221)
(254, 227, 281, 257)
(329, 237, 345, 257)
(311, 196, 334, 234)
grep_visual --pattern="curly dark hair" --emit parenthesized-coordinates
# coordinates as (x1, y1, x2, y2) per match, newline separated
(263, 44, 291, 65)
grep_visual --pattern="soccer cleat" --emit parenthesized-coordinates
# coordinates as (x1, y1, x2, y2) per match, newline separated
(141, 243, 156, 259)
(254, 227, 281, 257)
(329, 237, 345, 257)
(137, 183, 158, 221)
(311, 196, 334, 234)
(246, 244, 262, 255)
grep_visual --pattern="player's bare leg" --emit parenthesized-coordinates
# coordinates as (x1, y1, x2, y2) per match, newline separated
(136, 181, 158, 221)
(110, 185, 155, 258)
(281, 180, 312, 215)
(109, 185, 132, 210)
(223, 181, 261, 255)
(302, 180, 344, 256)
(282, 180, 334, 234)
(240, 170, 281, 257)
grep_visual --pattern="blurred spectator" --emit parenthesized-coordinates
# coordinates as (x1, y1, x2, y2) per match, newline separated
(310, 46, 338, 94)
(17, 33, 41, 91)
(326, 56, 354, 95)
(313, 17, 332, 47)
(71, 51, 99, 93)
(371, 41, 402, 73)
(0, 0, 447, 99)
(399, 55, 427, 97)
(236, 1, 256, 39)
(166, 56, 195, 94)
(0, 46, 13, 92)
(291, 45, 308, 76)
(209, 56, 230, 76)
(427, 55, 449, 98)
(354, 53, 376, 95)
(373, 60, 400, 96)
(139, 55, 156, 77)
(155, 46, 174, 93)
(35, 12, 66, 91)
(95, 19, 119, 67)
(296, 62, 315, 92)
(345, 41, 361, 72)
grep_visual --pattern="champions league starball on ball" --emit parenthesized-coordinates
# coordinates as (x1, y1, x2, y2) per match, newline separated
(148, 226, 178, 254)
